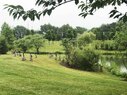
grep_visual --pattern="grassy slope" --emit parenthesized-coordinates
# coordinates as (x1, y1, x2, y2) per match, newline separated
(29, 41, 64, 53)
(0, 54, 127, 95)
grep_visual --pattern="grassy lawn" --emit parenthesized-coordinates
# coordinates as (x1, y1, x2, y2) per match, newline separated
(0, 54, 127, 95)
(29, 41, 64, 53)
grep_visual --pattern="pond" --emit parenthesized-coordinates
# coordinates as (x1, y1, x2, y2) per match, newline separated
(99, 55, 127, 74)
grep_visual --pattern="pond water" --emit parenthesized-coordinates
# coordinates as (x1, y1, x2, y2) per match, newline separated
(99, 55, 127, 73)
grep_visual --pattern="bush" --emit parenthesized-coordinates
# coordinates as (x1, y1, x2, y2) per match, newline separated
(68, 48, 100, 71)
(121, 73, 127, 79)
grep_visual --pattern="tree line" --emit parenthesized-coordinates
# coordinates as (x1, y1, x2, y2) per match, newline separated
(0, 22, 87, 54)
(91, 21, 127, 51)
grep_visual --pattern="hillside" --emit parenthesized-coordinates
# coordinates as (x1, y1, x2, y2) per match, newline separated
(0, 54, 127, 95)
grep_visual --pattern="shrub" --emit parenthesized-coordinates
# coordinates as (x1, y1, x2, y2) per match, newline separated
(69, 48, 100, 71)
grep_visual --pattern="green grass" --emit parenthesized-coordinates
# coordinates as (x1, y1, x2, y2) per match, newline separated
(29, 41, 64, 53)
(0, 54, 127, 95)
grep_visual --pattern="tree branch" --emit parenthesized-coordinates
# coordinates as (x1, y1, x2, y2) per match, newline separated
(53, 0, 75, 9)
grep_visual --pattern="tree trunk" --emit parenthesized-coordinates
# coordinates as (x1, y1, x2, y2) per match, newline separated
(36, 48, 39, 54)
(22, 52, 26, 61)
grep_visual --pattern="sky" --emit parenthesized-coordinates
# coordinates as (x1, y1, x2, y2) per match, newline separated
(0, 0, 126, 30)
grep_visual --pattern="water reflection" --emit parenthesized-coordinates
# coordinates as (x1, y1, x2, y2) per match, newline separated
(100, 55, 127, 73)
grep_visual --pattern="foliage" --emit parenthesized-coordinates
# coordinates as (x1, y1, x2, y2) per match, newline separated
(58, 24, 74, 39)
(40, 24, 78, 41)
(70, 48, 100, 71)
(77, 32, 96, 49)
(91, 23, 117, 40)
(1, 22, 15, 50)
(4, 0, 127, 22)
(94, 40, 116, 50)
(13, 25, 33, 39)
(74, 26, 87, 34)
(62, 38, 100, 71)
(14, 34, 46, 54)
(114, 31, 127, 50)
(78, 0, 127, 21)
(113, 22, 127, 50)
(14, 37, 30, 53)
(0, 36, 8, 54)
(40, 24, 58, 40)
(30, 34, 46, 54)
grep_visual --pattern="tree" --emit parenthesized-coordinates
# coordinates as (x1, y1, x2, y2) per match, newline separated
(14, 36, 32, 60)
(74, 26, 87, 34)
(4, 0, 127, 22)
(0, 36, 8, 54)
(31, 34, 45, 54)
(40, 24, 60, 41)
(58, 24, 74, 39)
(114, 31, 127, 50)
(91, 23, 117, 40)
(13, 25, 31, 39)
(61, 38, 100, 71)
(14, 38, 29, 53)
(77, 32, 96, 49)
(1, 22, 15, 50)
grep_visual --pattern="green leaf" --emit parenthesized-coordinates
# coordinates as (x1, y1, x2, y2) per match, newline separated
(47, 9, 52, 16)
(113, 13, 122, 19)
(13, 13, 18, 19)
(35, 13, 40, 20)
(89, 0, 93, 3)
(43, 9, 48, 16)
(75, 0, 79, 5)
(9, 9, 14, 15)
(52, 1, 56, 5)
(35, 0, 41, 5)
(16, 5, 24, 10)
(22, 15, 27, 21)
(57, 0, 62, 3)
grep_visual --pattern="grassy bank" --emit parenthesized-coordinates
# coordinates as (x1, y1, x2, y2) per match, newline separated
(29, 41, 64, 53)
(0, 54, 127, 95)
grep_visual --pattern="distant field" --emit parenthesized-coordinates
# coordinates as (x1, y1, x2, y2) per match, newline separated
(29, 41, 64, 53)
(0, 54, 127, 95)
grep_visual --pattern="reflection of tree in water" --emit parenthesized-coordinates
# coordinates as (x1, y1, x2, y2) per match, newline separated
(101, 55, 127, 73)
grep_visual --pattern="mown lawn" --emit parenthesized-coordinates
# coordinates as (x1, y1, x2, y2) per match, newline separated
(0, 54, 127, 95)
(29, 41, 64, 53)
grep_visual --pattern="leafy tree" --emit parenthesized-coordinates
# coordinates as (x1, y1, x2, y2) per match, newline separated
(95, 40, 116, 50)
(40, 24, 59, 41)
(0, 36, 8, 54)
(61, 38, 77, 65)
(1, 22, 15, 50)
(62, 38, 100, 71)
(40, 24, 76, 40)
(30, 34, 45, 54)
(14, 36, 32, 60)
(113, 21, 127, 49)
(58, 24, 75, 39)
(74, 26, 87, 34)
(71, 48, 100, 71)
(13, 25, 31, 39)
(14, 38, 29, 53)
(40, 24, 57, 34)
(66, 29, 77, 39)
(77, 32, 96, 49)
(4, 0, 127, 22)
(91, 23, 117, 40)
(114, 31, 127, 50)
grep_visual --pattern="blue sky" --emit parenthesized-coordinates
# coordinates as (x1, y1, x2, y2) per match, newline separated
(0, 0, 126, 30)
